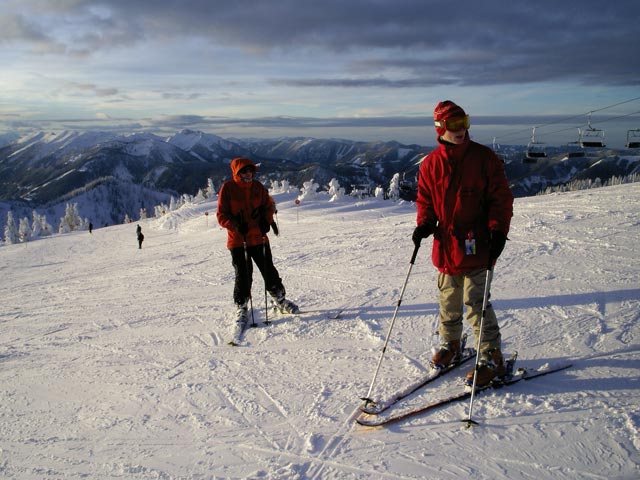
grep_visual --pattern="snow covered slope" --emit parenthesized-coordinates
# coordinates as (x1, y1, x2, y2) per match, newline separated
(1, 184, 638, 479)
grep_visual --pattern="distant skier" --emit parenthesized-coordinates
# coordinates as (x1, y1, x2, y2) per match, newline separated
(89, 222, 93, 234)
(412, 100, 514, 388)
(217, 157, 298, 325)
(137, 224, 144, 249)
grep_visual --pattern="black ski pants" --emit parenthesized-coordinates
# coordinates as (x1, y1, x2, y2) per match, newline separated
(230, 242, 285, 306)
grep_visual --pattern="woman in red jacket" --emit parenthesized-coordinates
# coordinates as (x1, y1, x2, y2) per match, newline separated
(413, 101, 514, 387)
(217, 157, 298, 322)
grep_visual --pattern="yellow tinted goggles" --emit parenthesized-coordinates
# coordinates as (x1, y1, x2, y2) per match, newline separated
(434, 115, 470, 132)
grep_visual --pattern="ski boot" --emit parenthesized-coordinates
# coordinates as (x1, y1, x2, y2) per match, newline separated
(430, 339, 462, 370)
(465, 348, 506, 387)
(272, 296, 299, 315)
(235, 301, 248, 325)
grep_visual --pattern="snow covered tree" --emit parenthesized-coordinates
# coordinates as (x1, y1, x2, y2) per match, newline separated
(31, 211, 42, 238)
(4, 211, 19, 244)
(154, 203, 169, 217)
(270, 179, 297, 195)
(374, 185, 385, 199)
(35, 211, 53, 237)
(299, 179, 320, 201)
(205, 178, 216, 198)
(388, 173, 401, 201)
(194, 189, 206, 203)
(139, 208, 148, 220)
(18, 217, 32, 242)
(123, 213, 132, 224)
(58, 203, 84, 233)
(328, 178, 345, 201)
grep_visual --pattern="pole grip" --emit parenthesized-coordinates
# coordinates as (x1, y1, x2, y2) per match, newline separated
(409, 243, 420, 265)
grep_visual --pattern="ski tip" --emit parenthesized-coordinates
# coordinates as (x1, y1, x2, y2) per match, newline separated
(355, 417, 379, 427)
(359, 398, 379, 410)
(361, 406, 385, 415)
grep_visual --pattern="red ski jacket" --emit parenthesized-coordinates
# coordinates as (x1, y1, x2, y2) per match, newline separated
(416, 134, 513, 275)
(216, 158, 275, 249)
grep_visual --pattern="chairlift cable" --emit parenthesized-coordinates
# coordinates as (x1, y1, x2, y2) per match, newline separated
(481, 97, 640, 145)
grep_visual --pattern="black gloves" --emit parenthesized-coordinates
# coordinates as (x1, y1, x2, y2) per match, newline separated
(236, 218, 248, 236)
(412, 223, 434, 247)
(236, 215, 277, 237)
(259, 218, 270, 234)
(489, 230, 507, 260)
(271, 221, 279, 236)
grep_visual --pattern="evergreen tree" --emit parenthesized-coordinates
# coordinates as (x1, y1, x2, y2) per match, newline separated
(59, 203, 83, 233)
(388, 173, 401, 201)
(18, 217, 32, 242)
(205, 178, 216, 198)
(270, 179, 296, 194)
(39, 213, 53, 236)
(328, 178, 345, 201)
(299, 179, 320, 201)
(194, 189, 206, 203)
(31, 210, 42, 238)
(4, 211, 19, 244)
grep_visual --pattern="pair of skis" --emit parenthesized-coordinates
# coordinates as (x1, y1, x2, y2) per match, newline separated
(357, 355, 572, 427)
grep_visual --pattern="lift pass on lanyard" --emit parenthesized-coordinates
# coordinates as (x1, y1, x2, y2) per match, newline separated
(465, 232, 476, 255)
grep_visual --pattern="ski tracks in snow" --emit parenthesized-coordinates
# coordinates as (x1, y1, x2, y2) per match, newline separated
(211, 356, 371, 479)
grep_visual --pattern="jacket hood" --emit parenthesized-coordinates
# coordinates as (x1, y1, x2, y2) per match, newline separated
(230, 157, 257, 181)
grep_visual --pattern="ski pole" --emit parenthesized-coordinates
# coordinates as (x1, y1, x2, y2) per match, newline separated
(242, 239, 257, 328)
(361, 243, 420, 407)
(262, 236, 270, 325)
(462, 264, 494, 427)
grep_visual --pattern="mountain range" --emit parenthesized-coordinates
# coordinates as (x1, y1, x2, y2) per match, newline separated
(1, 129, 639, 233)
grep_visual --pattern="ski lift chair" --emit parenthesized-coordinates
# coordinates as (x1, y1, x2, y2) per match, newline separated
(626, 129, 640, 149)
(523, 127, 547, 163)
(566, 141, 585, 158)
(566, 129, 585, 157)
(579, 113, 606, 148)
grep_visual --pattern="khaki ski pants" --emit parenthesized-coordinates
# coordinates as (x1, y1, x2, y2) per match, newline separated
(437, 268, 501, 353)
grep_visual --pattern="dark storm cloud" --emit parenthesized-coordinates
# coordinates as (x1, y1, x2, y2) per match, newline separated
(6, 0, 640, 86)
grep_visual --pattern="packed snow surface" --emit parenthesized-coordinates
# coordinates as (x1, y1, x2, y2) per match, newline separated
(1, 183, 639, 479)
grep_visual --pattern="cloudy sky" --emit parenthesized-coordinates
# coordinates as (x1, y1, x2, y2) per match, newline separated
(1, 0, 639, 147)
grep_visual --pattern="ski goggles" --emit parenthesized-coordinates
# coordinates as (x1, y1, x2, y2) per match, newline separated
(434, 115, 470, 132)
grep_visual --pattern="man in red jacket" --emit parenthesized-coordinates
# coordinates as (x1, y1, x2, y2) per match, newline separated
(217, 157, 298, 323)
(413, 100, 514, 387)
